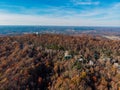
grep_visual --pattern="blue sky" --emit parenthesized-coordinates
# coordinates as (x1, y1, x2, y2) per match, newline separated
(0, 0, 120, 26)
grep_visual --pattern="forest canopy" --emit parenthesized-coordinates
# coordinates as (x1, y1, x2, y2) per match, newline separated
(0, 34, 120, 90)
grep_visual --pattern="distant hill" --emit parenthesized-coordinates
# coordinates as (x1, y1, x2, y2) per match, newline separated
(0, 26, 120, 36)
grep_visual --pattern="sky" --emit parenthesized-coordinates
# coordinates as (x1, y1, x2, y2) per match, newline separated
(0, 0, 120, 26)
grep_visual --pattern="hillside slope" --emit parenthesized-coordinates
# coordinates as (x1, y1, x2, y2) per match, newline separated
(0, 34, 120, 90)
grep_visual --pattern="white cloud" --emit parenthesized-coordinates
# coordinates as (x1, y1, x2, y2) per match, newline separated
(75, 1, 100, 5)
(0, 12, 119, 26)
(0, 2, 120, 26)
(72, 0, 100, 5)
(68, 2, 120, 20)
(113, 2, 120, 8)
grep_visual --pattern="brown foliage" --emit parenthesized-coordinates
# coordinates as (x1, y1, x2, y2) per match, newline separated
(0, 34, 120, 90)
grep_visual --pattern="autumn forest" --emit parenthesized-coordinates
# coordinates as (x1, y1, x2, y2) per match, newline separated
(0, 34, 120, 90)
